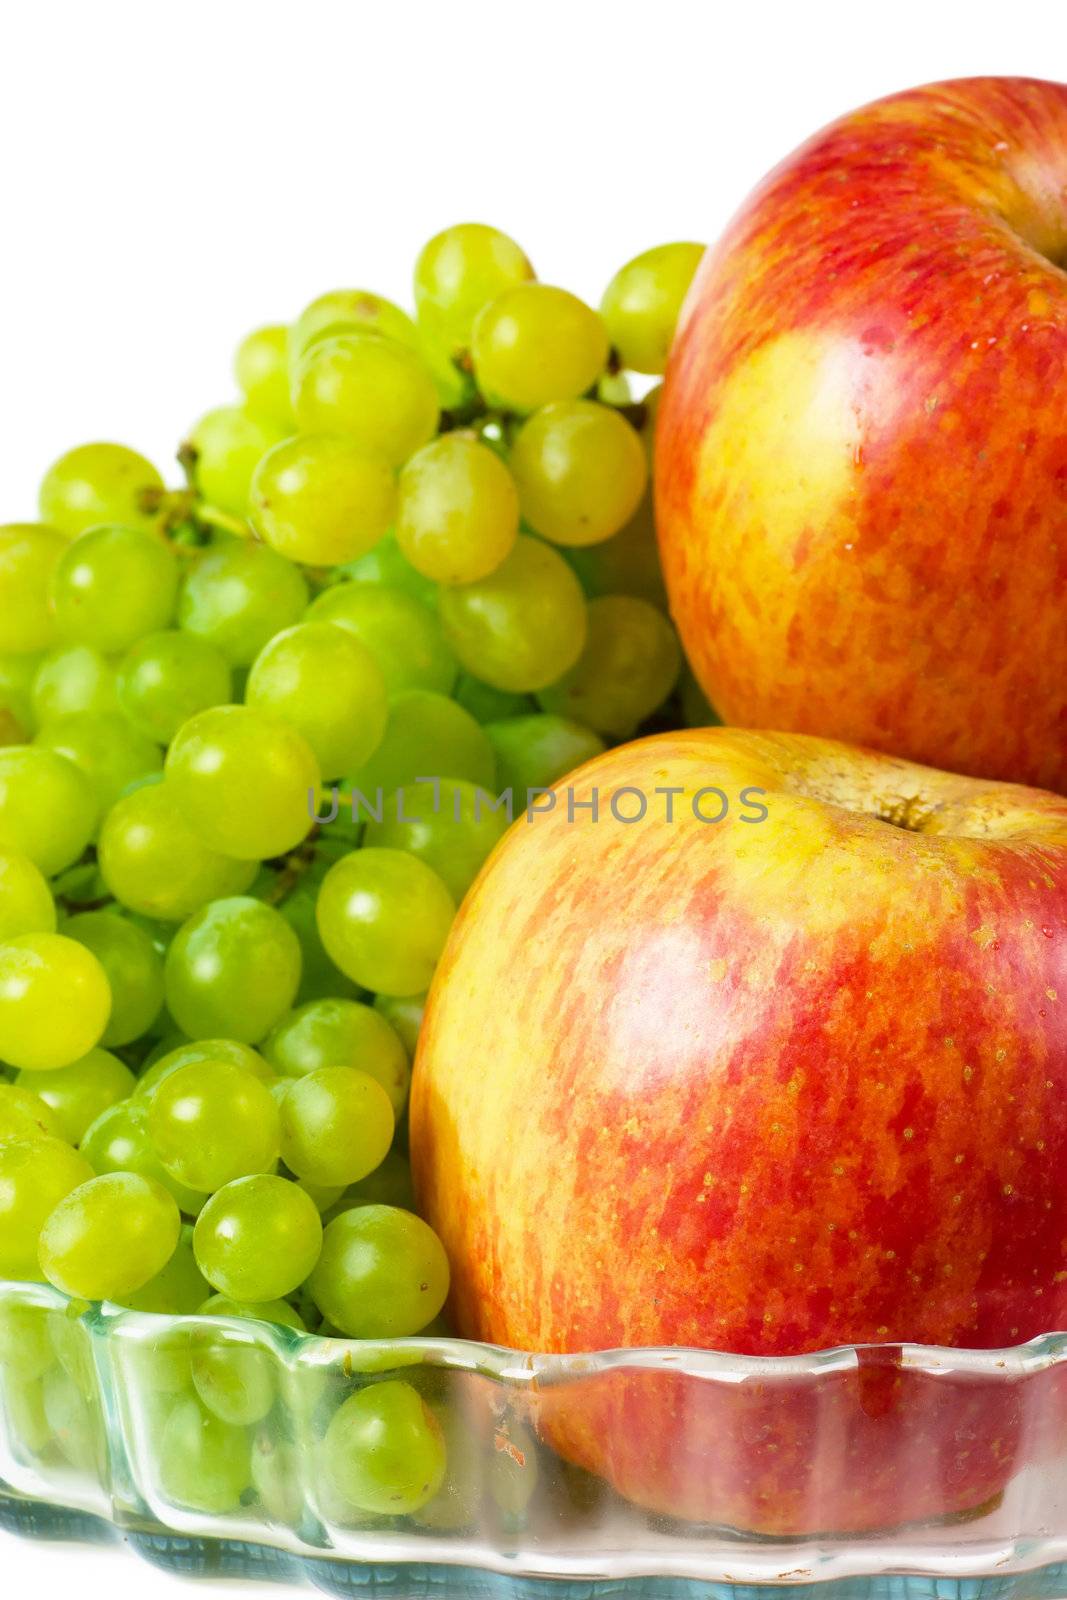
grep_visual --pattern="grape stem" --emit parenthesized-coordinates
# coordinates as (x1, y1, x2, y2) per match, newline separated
(57, 892, 113, 914)
(262, 829, 321, 906)
(141, 481, 252, 545)
(195, 502, 253, 539)
(158, 441, 255, 539)
(52, 854, 114, 916)
(176, 438, 199, 490)
(438, 394, 493, 432)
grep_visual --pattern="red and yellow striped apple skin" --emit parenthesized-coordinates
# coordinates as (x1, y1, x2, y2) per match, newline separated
(656, 77, 1067, 792)
(409, 728, 1067, 1529)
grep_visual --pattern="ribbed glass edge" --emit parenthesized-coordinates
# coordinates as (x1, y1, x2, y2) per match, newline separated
(6, 1493, 1067, 1600)
(6, 1278, 1067, 1380)
(7, 1276, 1067, 1594)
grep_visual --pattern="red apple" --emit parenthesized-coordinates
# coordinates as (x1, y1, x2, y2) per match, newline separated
(656, 76, 1067, 792)
(410, 728, 1067, 1530)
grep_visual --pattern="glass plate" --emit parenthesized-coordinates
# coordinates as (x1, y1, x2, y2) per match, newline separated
(2, 1278, 1067, 1599)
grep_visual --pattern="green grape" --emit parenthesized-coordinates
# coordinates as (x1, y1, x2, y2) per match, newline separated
(419, 344, 472, 411)
(123, 1224, 209, 1313)
(453, 674, 534, 725)
(0, 653, 41, 737)
(164, 896, 302, 1043)
(364, 778, 508, 900)
(61, 912, 164, 1048)
(372, 995, 424, 1062)
(600, 241, 706, 374)
(33, 644, 119, 726)
(509, 399, 648, 547)
(38, 1172, 180, 1301)
(116, 630, 232, 744)
(79, 1100, 204, 1215)
(292, 334, 439, 466)
(564, 492, 668, 609)
(274, 870, 360, 1006)
(178, 539, 309, 667)
(0, 1082, 65, 1142)
(412, 1402, 483, 1532)
(138, 1030, 191, 1070)
(279, 1067, 394, 1189)
(38, 443, 164, 538)
(290, 289, 421, 364)
(190, 1331, 276, 1427)
(19, 1048, 135, 1144)
(263, 998, 409, 1115)
(0, 1137, 94, 1279)
(268, 1077, 292, 1107)
(234, 325, 294, 428)
(292, 287, 472, 411)
(0, 745, 98, 876)
(159, 1394, 252, 1513)
(341, 530, 438, 609)
(396, 433, 518, 585)
(75, 833, 156, 910)
(598, 369, 633, 406)
(0, 851, 56, 941)
(310, 1205, 449, 1338)
(317, 849, 455, 997)
(471, 284, 608, 413)
(306, 585, 456, 697)
(51, 526, 178, 654)
(148, 1061, 281, 1194)
(42, 1363, 100, 1471)
(34, 712, 162, 813)
(193, 1174, 322, 1301)
(117, 1333, 194, 1404)
(325, 1380, 447, 1517)
(165, 705, 321, 862)
(98, 780, 257, 921)
(290, 1173, 345, 1213)
(251, 1429, 304, 1524)
(537, 594, 681, 737)
(187, 405, 288, 519)
(345, 689, 495, 801)
(0, 525, 69, 655)
(437, 535, 587, 693)
(189, 1295, 304, 1428)
(414, 223, 534, 355)
(2, 1370, 51, 1455)
(246, 622, 388, 780)
(44, 1318, 98, 1407)
(198, 1293, 305, 1330)
(135, 1038, 273, 1103)
(0, 1298, 55, 1379)
(485, 713, 605, 794)
(0, 933, 111, 1072)
(333, 1148, 416, 1215)
(250, 434, 396, 566)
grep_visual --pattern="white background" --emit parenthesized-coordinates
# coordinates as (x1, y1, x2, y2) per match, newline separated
(1, 1, 1062, 1593)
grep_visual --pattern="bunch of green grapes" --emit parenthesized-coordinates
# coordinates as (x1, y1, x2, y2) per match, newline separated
(0, 222, 705, 1523)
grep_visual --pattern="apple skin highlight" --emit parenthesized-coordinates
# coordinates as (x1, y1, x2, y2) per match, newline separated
(410, 727, 1067, 1529)
(656, 75, 1067, 792)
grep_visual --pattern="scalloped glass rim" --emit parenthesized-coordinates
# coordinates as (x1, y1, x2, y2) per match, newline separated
(5, 1276, 1064, 1374)
(4, 1276, 1067, 1597)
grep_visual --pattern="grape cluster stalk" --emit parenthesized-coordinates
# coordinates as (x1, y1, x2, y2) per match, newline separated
(0, 225, 705, 1519)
